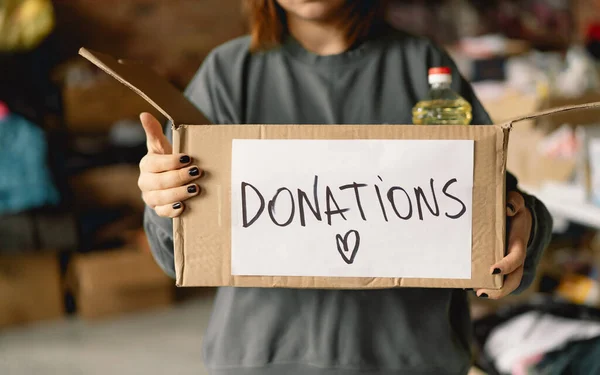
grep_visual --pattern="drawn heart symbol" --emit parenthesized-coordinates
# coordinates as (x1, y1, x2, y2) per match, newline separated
(336, 230, 360, 265)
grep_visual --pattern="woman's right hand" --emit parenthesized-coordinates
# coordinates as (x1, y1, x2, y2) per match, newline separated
(138, 112, 203, 218)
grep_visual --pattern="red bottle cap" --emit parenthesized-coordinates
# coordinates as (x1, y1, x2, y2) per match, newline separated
(428, 67, 451, 75)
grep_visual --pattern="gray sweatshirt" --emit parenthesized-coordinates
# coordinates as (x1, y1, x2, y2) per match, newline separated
(144, 29, 553, 375)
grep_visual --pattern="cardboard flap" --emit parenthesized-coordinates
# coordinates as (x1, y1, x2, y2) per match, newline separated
(78, 48, 209, 126)
(505, 101, 600, 128)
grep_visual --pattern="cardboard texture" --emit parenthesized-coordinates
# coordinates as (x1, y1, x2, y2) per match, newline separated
(0, 254, 64, 328)
(68, 249, 173, 320)
(79, 48, 600, 290)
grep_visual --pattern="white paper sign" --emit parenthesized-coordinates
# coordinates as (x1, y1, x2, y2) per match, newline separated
(231, 140, 474, 279)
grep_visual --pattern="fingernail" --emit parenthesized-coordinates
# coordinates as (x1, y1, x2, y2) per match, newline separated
(180, 155, 190, 164)
(187, 185, 197, 194)
(507, 202, 515, 214)
(172, 202, 182, 209)
(189, 167, 200, 177)
(493, 268, 501, 275)
(479, 293, 488, 298)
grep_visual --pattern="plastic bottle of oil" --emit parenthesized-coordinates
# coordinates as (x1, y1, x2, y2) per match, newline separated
(412, 67, 472, 125)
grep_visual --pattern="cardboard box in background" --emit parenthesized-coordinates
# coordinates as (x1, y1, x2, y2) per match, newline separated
(481, 91, 561, 188)
(69, 164, 144, 251)
(506, 125, 578, 188)
(67, 249, 173, 320)
(479, 90, 600, 131)
(63, 78, 165, 133)
(119, 229, 216, 302)
(56, 60, 166, 133)
(0, 254, 64, 328)
(482, 91, 600, 190)
(480, 89, 540, 126)
(70, 164, 144, 211)
(536, 92, 600, 133)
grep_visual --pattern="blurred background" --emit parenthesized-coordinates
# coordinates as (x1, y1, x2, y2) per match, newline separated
(2, 0, 600, 374)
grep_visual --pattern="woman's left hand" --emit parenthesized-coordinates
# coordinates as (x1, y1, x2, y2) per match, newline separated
(475, 191, 533, 300)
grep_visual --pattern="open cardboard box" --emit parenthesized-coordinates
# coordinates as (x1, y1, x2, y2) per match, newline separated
(67, 249, 173, 320)
(79, 48, 600, 290)
(0, 253, 64, 328)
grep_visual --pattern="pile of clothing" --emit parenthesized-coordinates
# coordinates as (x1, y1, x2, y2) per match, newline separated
(474, 296, 600, 375)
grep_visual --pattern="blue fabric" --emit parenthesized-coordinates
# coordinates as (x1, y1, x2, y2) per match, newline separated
(0, 114, 60, 214)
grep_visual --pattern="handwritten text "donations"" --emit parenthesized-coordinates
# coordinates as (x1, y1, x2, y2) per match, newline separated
(240, 175, 467, 228)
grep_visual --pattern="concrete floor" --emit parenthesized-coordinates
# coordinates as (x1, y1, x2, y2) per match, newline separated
(0, 297, 213, 375)
(1, 295, 488, 375)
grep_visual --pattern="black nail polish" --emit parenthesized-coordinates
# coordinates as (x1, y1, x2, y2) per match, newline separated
(493, 268, 501, 275)
(172, 202, 182, 209)
(189, 167, 200, 177)
(507, 203, 515, 214)
(479, 293, 488, 298)
(187, 185, 197, 194)
(180, 155, 190, 164)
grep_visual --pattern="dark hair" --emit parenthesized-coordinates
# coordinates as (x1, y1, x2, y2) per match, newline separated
(243, 0, 389, 52)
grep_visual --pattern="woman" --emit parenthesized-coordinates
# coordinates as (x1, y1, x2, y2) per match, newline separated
(139, 1, 553, 374)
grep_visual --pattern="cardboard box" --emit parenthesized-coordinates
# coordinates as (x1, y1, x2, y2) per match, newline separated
(536, 92, 600, 133)
(0, 254, 64, 328)
(68, 249, 173, 320)
(70, 164, 144, 211)
(482, 91, 600, 132)
(481, 91, 570, 187)
(79, 48, 600, 291)
(60, 63, 166, 133)
(480, 89, 540, 125)
(506, 126, 577, 188)
(482, 91, 600, 189)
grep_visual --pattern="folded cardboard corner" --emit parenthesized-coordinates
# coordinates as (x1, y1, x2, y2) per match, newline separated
(78, 47, 600, 291)
(78, 48, 210, 127)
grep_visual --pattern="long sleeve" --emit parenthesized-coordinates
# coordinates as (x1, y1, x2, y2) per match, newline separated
(428, 42, 553, 293)
(144, 205, 177, 278)
(514, 189, 553, 293)
(461, 71, 553, 294)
